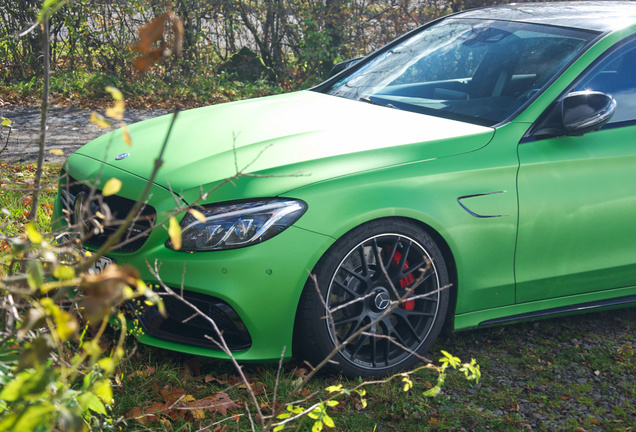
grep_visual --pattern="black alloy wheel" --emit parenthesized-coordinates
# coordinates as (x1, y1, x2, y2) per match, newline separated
(296, 219, 450, 378)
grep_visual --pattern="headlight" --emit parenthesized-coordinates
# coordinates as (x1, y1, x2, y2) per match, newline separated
(166, 199, 307, 251)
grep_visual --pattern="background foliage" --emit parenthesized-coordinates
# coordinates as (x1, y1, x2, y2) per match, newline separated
(0, 0, 502, 105)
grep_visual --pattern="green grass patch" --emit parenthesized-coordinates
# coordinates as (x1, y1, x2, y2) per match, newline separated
(0, 162, 60, 236)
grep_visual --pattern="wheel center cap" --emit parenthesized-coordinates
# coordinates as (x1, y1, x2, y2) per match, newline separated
(373, 290, 391, 311)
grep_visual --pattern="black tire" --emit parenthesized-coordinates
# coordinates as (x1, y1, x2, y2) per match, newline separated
(295, 218, 450, 378)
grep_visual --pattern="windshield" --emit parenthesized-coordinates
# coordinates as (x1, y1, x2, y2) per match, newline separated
(320, 18, 598, 126)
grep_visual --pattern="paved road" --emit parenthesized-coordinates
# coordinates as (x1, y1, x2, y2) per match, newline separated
(0, 105, 170, 164)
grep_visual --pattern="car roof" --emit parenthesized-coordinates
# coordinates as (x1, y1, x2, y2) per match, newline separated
(455, 1, 636, 33)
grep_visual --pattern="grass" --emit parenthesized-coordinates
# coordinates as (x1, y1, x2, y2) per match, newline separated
(0, 162, 60, 276)
(0, 162, 60, 235)
(102, 307, 635, 431)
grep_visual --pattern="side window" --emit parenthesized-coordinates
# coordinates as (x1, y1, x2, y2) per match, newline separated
(573, 40, 636, 125)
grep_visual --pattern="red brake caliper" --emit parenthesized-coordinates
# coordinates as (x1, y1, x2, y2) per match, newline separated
(389, 249, 415, 310)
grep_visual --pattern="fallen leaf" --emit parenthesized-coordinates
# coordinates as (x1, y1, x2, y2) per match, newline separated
(204, 374, 222, 383)
(185, 359, 203, 376)
(198, 393, 241, 416)
(160, 387, 186, 404)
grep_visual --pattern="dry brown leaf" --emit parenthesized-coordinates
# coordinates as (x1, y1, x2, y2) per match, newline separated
(185, 359, 203, 376)
(199, 393, 241, 416)
(131, 12, 184, 73)
(81, 264, 140, 324)
(127, 406, 142, 419)
(130, 401, 169, 425)
(248, 382, 265, 396)
(204, 374, 222, 383)
(294, 367, 310, 378)
(227, 375, 243, 385)
(160, 387, 186, 404)
(133, 14, 168, 54)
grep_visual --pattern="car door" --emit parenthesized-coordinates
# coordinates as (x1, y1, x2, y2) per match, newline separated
(515, 38, 636, 303)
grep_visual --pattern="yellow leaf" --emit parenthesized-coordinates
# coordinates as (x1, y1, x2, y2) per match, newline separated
(1, 117, 11, 127)
(53, 265, 75, 280)
(105, 86, 124, 101)
(312, 420, 323, 432)
(188, 208, 206, 223)
(323, 414, 335, 428)
(40, 299, 77, 341)
(136, 280, 147, 294)
(98, 357, 116, 373)
(26, 223, 43, 243)
(105, 100, 125, 121)
(168, 216, 182, 250)
(48, 149, 64, 156)
(93, 379, 113, 404)
(121, 123, 132, 146)
(90, 112, 111, 128)
(102, 178, 122, 197)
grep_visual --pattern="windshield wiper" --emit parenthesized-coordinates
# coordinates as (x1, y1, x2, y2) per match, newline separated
(359, 97, 399, 109)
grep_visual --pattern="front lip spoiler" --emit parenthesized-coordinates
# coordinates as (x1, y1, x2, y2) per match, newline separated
(478, 294, 636, 326)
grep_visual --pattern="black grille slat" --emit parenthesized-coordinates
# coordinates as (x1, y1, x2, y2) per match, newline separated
(63, 176, 156, 252)
(126, 287, 252, 351)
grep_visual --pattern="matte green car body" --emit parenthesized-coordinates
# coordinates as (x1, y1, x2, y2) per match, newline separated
(55, 6, 636, 364)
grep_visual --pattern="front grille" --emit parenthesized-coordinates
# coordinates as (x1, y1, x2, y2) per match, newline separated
(126, 287, 252, 351)
(60, 176, 156, 253)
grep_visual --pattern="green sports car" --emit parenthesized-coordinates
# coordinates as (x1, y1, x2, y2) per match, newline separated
(55, 1, 636, 378)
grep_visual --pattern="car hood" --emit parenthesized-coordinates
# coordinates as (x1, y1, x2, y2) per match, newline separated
(74, 91, 494, 203)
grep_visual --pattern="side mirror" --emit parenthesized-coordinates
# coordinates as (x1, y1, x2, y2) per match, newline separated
(329, 57, 364, 78)
(562, 91, 617, 136)
(530, 91, 616, 138)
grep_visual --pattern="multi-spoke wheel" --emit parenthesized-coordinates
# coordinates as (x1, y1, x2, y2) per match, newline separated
(296, 219, 450, 378)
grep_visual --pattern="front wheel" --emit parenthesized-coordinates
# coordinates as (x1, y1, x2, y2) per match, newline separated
(295, 219, 450, 378)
